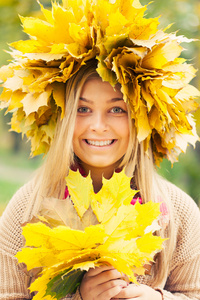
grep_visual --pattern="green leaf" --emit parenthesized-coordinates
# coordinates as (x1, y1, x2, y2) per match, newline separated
(45, 268, 86, 299)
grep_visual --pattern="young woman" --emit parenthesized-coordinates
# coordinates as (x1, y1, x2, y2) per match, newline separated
(0, 0, 200, 299)
(0, 62, 200, 300)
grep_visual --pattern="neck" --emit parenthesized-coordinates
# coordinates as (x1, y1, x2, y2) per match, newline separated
(90, 170, 104, 193)
(81, 164, 118, 193)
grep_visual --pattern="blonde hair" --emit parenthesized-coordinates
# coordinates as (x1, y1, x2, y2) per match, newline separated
(24, 59, 175, 286)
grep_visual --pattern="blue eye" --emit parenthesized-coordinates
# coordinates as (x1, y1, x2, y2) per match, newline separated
(110, 107, 125, 113)
(77, 107, 90, 113)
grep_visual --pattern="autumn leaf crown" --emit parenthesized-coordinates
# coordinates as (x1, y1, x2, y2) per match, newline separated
(0, 0, 199, 164)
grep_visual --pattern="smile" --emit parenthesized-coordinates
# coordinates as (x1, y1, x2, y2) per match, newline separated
(85, 139, 115, 146)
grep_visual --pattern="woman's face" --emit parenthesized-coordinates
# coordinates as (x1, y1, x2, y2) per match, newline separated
(73, 77, 129, 174)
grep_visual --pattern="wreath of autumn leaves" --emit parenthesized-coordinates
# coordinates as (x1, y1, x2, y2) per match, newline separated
(0, 0, 199, 164)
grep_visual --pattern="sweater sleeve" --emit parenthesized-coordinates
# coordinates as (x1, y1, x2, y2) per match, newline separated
(161, 182, 200, 300)
(0, 182, 34, 300)
(0, 181, 82, 300)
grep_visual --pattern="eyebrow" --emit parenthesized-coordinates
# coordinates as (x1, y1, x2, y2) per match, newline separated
(79, 97, 124, 103)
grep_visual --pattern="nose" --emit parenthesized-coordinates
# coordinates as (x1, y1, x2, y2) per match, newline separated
(89, 112, 108, 132)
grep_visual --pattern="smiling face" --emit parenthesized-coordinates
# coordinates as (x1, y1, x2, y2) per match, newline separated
(73, 77, 130, 176)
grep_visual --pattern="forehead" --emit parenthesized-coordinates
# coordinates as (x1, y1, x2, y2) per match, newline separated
(80, 77, 123, 100)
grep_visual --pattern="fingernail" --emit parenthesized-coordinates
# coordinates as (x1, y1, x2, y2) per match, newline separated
(120, 283, 128, 288)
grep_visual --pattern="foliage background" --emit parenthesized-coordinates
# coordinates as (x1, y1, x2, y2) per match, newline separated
(0, 0, 199, 214)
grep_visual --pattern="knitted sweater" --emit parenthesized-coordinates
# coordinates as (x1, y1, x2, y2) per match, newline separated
(0, 179, 200, 300)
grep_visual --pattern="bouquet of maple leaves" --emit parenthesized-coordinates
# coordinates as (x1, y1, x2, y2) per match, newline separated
(16, 170, 165, 300)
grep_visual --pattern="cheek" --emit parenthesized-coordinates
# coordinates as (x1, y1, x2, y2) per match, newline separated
(117, 119, 129, 139)
(73, 118, 83, 139)
(72, 124, 81, 152)
(74, 115, 89, 132)
(120, 123, 130, 150)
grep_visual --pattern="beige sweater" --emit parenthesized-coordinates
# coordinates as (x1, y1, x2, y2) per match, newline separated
(0, 179, 200, 300)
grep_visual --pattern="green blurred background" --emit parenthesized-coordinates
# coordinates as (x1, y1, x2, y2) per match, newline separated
(0, 0, 199, 215)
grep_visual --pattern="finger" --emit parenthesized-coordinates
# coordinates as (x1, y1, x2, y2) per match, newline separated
(86, 268, 124, 286)
(87, 265, 115, 277)
(81, 278, 127, 300)
(84, 270, 125, 289)
(98, 282, 127, 300)
(90, 279, 128, 299)
(98, 279, 128, 292)
(114, 283, 141, 298)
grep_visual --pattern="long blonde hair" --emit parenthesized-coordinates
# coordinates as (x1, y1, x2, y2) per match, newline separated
(24, 60, 175, 286)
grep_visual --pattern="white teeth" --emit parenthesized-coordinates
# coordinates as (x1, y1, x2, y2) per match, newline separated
(87, 140, 113, 146)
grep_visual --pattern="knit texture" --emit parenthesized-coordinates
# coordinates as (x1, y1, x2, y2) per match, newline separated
(0, 179, 200, 300)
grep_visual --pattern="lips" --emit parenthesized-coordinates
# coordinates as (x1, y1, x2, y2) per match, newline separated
(85, 139, 115, 146)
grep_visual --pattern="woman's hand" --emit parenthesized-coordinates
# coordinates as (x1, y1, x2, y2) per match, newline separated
(112, 283, 163, 300)
(79, 266, 128, 300)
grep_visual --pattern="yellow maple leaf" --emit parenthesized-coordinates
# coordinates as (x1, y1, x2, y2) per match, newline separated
(91, 171, 136, 223)
(66, 169, 94, 218)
